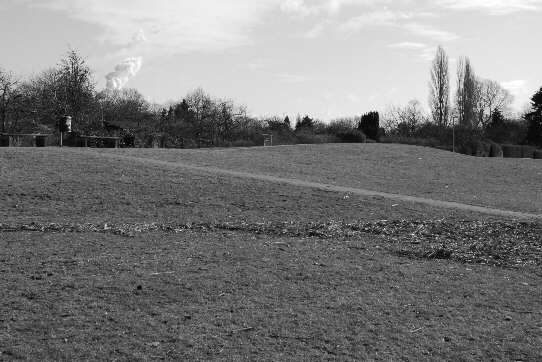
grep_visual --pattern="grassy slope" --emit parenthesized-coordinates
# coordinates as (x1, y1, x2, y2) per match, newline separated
(2, 231, 541, 361)
(0, 148, 488, 225)
(1, 146, 541, 360)
(101, 143, 542, 214)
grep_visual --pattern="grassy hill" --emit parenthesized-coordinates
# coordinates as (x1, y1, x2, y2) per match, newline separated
(1, 145, 541, 360)
(99, 143, 542, 214)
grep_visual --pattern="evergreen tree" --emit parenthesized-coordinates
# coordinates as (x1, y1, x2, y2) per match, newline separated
(358, 111, 380, 140)
(284, 115, 290, 128)
(295, 115, 314, 130)
(525, 87, 542, 147)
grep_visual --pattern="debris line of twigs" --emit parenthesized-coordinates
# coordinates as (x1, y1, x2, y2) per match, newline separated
(1, 220, 540, 268)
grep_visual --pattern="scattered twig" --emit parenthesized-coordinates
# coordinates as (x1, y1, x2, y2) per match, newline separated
(231, 327, 254, 333)
(149, 271, 175, 276)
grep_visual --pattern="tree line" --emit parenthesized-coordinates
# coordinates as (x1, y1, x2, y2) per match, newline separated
(0, 50, 385, 147)
(383, 45, 542, 153)
(1, 48, 541, 151)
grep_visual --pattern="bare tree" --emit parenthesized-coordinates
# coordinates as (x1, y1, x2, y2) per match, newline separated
(429, 46, 450, 127)
(57, 50, 95, 125)
(383, 100, 427, 136)
(0, 69, 19, 132)
(455, 57, 478, 128)
(476, 79, 513, 128)
(185, 88, 214, 146)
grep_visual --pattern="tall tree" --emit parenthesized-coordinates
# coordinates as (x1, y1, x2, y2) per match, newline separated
(185, 88, 214, 146)
(455, 57, 478, 128)
(525, 87, 542, 147)
(429, 46, 450, 127)
(0, 69, 18, 132)
(57, 50, 95, 125)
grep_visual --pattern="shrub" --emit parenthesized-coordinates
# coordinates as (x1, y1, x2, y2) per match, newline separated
(298, 133, 339, 144)
(336, 129, 366, 143)
(502, 144, 523, 158)
(534, 150, 542, 159)
(474, 141, 492, 157)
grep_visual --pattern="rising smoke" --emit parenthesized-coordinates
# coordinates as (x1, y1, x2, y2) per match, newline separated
(105, 57, 143, 90)
(105, 29, 146, 90)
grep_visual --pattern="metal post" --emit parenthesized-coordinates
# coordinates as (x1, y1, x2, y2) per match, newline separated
(60, 132, 63, 147)
(451, 116, 456, 153)
(452, 126, 455, 153)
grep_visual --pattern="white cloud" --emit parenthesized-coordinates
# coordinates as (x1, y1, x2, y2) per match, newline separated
(501, 80, 534, 110)
(27, 0, 280, 54)
(339, 10, 412, 33)
(337, 12, 457, 44)
(281, 0, 398, 16)
(437, 0, 541, 14)
(501, 80, 528, 100)
(403, 23, 459, 42)
(347, 93, 360, 102)
(304, 21, 331, 38)
(388, 41, 428, 49)
(281, 0, 314, 16)
(275, 73, 309, 83)
(131, 29, 147, 45)
(389, 42, 436, 61)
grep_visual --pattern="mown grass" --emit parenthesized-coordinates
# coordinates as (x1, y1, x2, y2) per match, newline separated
(1, 146, 541, 361)
(0, 148, 488, 225)
(2, 231, 541, 361)
(101, 143, 542, 214)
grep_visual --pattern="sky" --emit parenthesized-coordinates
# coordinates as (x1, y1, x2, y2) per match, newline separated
(0, 0, 541, 120)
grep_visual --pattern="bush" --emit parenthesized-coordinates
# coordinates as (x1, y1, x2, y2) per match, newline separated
(474, 141, 492, 157)
(296, 132, 339, 144)
(336, 129, 366, 143)
(502, 144, 523, 158)
(534, 150, 542, 159)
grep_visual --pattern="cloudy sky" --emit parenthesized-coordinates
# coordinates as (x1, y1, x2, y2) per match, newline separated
(0, 0, 540, 119)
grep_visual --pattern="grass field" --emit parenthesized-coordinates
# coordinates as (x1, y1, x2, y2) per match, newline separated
(1, 145, 541, 361)
(102, 143, 542, 214)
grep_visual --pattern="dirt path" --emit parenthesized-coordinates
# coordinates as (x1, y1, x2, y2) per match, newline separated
(85, 149, 541, 221)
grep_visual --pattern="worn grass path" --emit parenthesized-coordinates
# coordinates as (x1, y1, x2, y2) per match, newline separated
(75, 148, 542, 221)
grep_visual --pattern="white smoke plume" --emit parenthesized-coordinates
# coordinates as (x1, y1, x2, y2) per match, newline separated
(130, 29, 147, 46)
(105, 56, 142, 90)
